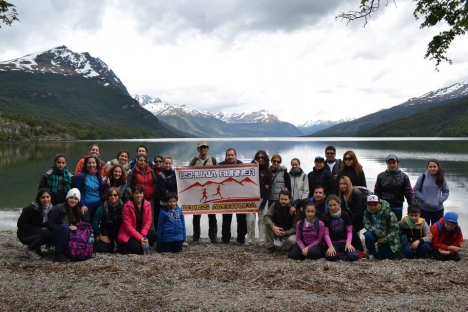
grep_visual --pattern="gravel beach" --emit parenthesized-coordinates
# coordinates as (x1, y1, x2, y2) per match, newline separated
(1, 230, 467, 311)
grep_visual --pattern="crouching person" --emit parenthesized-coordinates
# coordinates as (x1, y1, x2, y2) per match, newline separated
(264, 190, 300, 254)
(288, 202, 324, 260)
(363, 195, 401, 260)
(157, 192, 186, 253)
(430, 212, 463, 261)
(46, 188, 82, 263)
(399, 204, 432, 259)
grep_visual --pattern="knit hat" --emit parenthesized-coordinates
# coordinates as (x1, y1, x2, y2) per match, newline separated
(366, 195, 380, 203)
(66, 188, 81, 201)
(444, 212, 458, 223)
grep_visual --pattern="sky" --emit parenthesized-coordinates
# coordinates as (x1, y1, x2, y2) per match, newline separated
(1, 0, 468, 125)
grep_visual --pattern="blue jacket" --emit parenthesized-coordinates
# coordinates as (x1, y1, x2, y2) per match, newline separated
(157, 206, 186, 243)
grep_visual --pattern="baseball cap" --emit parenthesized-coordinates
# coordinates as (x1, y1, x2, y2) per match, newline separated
(314, 156, 325, 162)
(444, 212, 458, 223)
(366, 195, 380, 203)
(197, 141, 209, 148)
(386, 154, 399, 162)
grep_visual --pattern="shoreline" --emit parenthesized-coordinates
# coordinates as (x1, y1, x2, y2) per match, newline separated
(1, 230, 468, 311)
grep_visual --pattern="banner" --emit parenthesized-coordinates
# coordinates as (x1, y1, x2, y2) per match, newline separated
(176, 163, 261, 215)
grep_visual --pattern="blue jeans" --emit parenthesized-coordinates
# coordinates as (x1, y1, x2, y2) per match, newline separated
(48, 223, 70, 254)
(364, 231, 393, 259)
(402, 242, 432, 259)
(325, 242, 359, 262)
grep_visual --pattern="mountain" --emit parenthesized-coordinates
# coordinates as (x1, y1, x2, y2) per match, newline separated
(133, 95, 303, 137)
(297, 118, 354, 135)
(0, 47, 175, 140)
(310, 82, 468, 137)
(0, 45, 130, 96)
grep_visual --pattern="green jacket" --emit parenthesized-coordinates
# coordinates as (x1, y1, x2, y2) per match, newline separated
(363, 199, 401, 255)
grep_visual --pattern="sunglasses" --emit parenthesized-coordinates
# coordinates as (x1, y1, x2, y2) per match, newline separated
(272, 160, 281, 164)
(198, 146, 208, 149)
(256, 156, 265, 160)
(108, 194, 119, 198)
(344, 157, 353, 161)
(326, 152, 335, 155)
(155, 160, 163, 163)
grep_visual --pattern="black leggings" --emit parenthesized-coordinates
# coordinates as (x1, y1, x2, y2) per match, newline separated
(119, 230, 158, 255)
(18, 229, 50, 251)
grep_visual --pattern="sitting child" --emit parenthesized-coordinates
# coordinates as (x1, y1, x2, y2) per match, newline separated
(288, 202, 324, 260)
(399, 204, 433, 259)
(156, 192, 186, 253)
(430, 212, 463, 261)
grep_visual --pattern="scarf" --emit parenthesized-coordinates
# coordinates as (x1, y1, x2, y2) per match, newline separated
(49, 167, 71, 193)
(330, 207, 342, 218)
(288, 168, 304, 177)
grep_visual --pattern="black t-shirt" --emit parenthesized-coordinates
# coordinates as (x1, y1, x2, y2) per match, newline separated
(323, 210, 351, 243)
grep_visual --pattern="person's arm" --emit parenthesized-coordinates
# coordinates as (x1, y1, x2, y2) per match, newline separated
(421, 221, 433, 243)
(404, 174, 414, 205)
(17, 206, 44, 232)
(157, 209, 164, 242)
(301, 174, 309, 199)
(121, 203, 143, 242)
(413, 175, 424, 202)
(382, 213, 400, 244)
(263, 202, 276, 230)
(75, 158, 84, 176)
(351, 188, 366, 231)
(91, 206, 104, 237)
(38, 174, 48, 190)
(323, 226, 333, 247)
(374, 175, 382, 198)
(180, 208, 187, 242)
(283, 171, 291, 192)
(295, 221, 305, 249)
(359, 170, 367, 188)
(284, 210, 300, 237)
(156, 175, 167, 199)
(141, 200, 152, 237)
(440, 180, 449, 204)
(46, 206, 62, 231)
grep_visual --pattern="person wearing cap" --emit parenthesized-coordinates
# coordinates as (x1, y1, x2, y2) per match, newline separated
(363, 194, 401, 259)
(430, 212, 463, 261)
(189, 141, 218, 243)
(374, 154, 414, 221)
(46, 188, 82, 263)
(17, 188, 54, 260)
(307, 156, 335, 198)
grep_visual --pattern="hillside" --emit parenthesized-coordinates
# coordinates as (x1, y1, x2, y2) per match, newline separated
(0, 71, 174, 140)
(310, 83, 468, 137)
(355, 96, 468, 137)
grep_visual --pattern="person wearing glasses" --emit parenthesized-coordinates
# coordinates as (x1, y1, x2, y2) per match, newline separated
(153, 155, 164, 175)
(92, 187, 124, 253)
(324, 146, 342, 179)
(189, 141, 218, 243)
(338, 150, 367, 188)
(246, 150, 272, 245)
(268, 154, 291, 207)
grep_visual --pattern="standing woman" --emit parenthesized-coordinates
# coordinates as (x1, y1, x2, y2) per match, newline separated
(268, 154, 291, 207)
(46, 188, 82, 263)
(127, 154, 157, 228)
(75, 144, 106, 176)
(92, 187, 124, 253)
(104, 150, 131, 174)
(74, 155, 104, 224)
(289, 158, 309, 202)
(102, 164, 131, 203)
(338, 150, 367, 187)
(17, 188, 53, 260)
(374, 154, 414, 221)
(414, 159, 449, 225)
(153, 155, 164, 175)
(156, 156, 177, 206)
(117, 185, 158, 254)
(38, 154, 73, 206)
(246, 150, 271, 245)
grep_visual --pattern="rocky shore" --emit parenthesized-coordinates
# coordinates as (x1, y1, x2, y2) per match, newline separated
(1, 230, 467, 311)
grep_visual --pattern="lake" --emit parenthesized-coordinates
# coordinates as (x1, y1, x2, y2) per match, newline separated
(2, 138, 468, 235)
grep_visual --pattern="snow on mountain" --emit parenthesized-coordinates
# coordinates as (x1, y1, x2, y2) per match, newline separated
(0, 45, 129, 95)
(298, 118, 354, 128)
(213, 110, 279, 123)
(403, 82, 468, 106)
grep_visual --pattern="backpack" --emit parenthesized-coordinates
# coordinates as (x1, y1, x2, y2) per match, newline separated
(356, 186, 373, 198)
(65, 222, 94, 261)
(189, 156, 217, 166)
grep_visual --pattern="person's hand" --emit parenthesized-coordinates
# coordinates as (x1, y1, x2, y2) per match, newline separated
(411, 240, 420, 250)
(81, 206, 88, 214)
(345, 242, 355, 252)
(69, 225, 77, 231)
(273, 226, 284, 237)
(265, 185, 269, 189)
(377, 239, 383, 244)
(42, 227, 48, 230)
(448, 245, 461, 252)
(326, 246, 336, 257)
(301, 247, 309, 256)
(439, 249, 450, 255)
(140, 237, 148, 247)
(100, 235, 111, 244)
(289, 206, 296, 216)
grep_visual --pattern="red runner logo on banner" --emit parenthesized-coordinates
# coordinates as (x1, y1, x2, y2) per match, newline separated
(176, 164, 261, 215)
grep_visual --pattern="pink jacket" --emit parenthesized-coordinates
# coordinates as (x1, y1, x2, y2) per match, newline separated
(117, 199, 152, 243)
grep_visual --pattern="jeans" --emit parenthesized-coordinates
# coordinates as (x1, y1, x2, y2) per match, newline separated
(288, 244, 323, 260)
(48, 223, 70, 254)
(156, 241, 183, 253)
(221, 213, 247, 243)
(364, 231, 394, 259)
(420, 209, 444, 226)
(324, 242, 359, 262)
(402, 242, 432, 259)
(390, 207, 403, 221)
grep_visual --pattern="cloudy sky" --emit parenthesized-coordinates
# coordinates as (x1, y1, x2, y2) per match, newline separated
(1, 0, 467, 125)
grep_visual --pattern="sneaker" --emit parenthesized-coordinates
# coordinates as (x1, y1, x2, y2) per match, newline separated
(54, 253, 70, 263)
(24, 250, 41, 260)
(182, 242, 188, 247)
(35, 248, 44, 258)
(265, 247, 275, 254)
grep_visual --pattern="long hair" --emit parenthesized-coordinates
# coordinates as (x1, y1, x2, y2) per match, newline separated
(253, 150, 271, 181)
(53, 154, 67, 169)
(35, 188, 52, 215)
(107, 164, 127, 186)
(115, 150, 129, 160)
(338, 176, 354, 203)
(427, 159, 445, 188)
(326, 194, 341, 205)
(83, 155, 102, 181)
(341, 150, 363, 177)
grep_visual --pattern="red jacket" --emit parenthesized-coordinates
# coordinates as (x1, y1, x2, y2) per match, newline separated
(117, 199, 152, 243)
(133, 166, 155, 200)
(430, 217, 463, 255)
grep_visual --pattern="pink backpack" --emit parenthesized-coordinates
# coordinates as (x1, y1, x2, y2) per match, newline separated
(65, 222, 94, 260)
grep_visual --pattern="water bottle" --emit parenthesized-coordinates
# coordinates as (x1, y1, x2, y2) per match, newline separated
(143, 237, 150, 256)
(88, 230, 95, 244)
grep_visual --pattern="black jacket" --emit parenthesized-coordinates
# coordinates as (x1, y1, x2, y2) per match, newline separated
(374, 170, 414, 208)
(307, 167, 335, 197)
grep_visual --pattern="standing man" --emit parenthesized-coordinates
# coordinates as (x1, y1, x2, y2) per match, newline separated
(324, 146, 341, 195)
(129, 145, 155, 170)
(291, 185, 328, 220)
(189, 141, 218, 243)
(308, 156, 335, 197)
(264, 190, 300, 253)
(219, 148, 247, 245)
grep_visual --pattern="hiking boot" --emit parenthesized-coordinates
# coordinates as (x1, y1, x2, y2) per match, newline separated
(24, 249, 41, 260)
(54, 253, 70, 263)
(265, 247, 275, 254)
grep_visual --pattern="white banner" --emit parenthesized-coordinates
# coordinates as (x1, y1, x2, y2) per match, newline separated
(176, 163, 261, 215)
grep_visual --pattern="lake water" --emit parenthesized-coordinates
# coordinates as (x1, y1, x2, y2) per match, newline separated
(2, 138, 468, 235)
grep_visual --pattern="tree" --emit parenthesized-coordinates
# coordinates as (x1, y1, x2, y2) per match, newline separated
(0, 0, 19, 28)
(336, 0, 468, 69)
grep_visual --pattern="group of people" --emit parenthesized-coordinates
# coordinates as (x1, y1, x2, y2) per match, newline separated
(17, 142, 462, 263)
